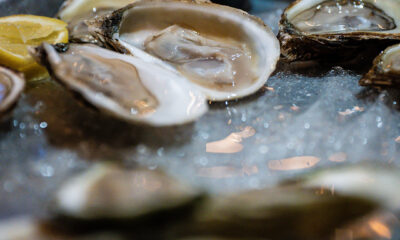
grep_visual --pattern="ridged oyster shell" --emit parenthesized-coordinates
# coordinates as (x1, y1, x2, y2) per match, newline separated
(279, 0, 400, 63)
(57, 0, 139, 43)
(89, 0, 280, 101)
(31, 43, 208, 126)
(0, 67, 25, 118)
(360, 43, 400, 87)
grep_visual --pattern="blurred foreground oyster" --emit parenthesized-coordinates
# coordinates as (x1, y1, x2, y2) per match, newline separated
(174, 187, 376, 240)
(360, 43, 400, 87)
(57, 0, 139, 43)
(296, 163, 400, 211)
(0, 67, 25, 118)
(279, 0, 400, 62)
(54, 164, 201, 221)
(89, 0, 280, 101)
(31, 43, 207, 126)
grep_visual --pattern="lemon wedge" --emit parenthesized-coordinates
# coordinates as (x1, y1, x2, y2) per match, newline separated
(0, 15, 68, 80)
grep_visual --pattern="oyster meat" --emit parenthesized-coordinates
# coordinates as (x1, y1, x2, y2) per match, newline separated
(89, 0, 280, 101)
(360, 43, 400, 87)
(54, 163, 201, 220)
(31, 43, 207, 126)
(0, 67, 25, 118)
(279, 0, 400, 62)
(57, 0, 138, 43)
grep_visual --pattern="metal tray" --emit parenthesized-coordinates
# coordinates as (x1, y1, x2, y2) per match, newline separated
(1, 0, 400, 237)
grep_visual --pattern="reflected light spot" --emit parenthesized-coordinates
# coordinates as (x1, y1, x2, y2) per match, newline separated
(206, 126, 256, 154)
(268, 156, 320, 171)
(369, 221, 391, 239)
(329, 152, 347, 162)
(339, 106, 364, 116)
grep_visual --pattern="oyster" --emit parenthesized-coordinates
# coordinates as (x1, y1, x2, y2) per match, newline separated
(57, 0, 212, 44)
(295, 163, 400, 210)
(53, 163, 201, 220)
(360, 43, 400, 87)
(278, 0, 400, 62)
(31, 43, 207, 126)
(0, 67, 25, 118)
(57, 0, 138, 43)
(173, 186, 376, 240)
(0, 217, 127, 240)
(89, 0, 280, 101)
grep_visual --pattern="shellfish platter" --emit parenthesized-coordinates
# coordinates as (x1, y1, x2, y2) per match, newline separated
(1, 0, 400, 239)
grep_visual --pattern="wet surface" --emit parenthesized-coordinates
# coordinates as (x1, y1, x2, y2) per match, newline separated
(1, 0, 400, 239)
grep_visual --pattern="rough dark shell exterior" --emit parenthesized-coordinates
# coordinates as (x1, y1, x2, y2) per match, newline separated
(278, 0, 400, 64)
(360, 46, 400, 88)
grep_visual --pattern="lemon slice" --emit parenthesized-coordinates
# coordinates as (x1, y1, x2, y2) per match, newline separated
(0, 15, 68, 80)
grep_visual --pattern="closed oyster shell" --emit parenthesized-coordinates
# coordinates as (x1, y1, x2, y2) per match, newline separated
(278, 0, 400, 63)
(360, 43, 400, 87)
(0, 67, 25, 119)
(31, 43, 208, 126)
(89, 0, 280, 101)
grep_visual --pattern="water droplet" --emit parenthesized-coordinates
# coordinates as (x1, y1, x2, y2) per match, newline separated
(199, 157, 208, 166)
(39, 122, 48, 129)
(157, 147, 164, 157)
(241, 113, 247, 122)
(40, 164, 54, 177)
(304, 123, 311, 129)
(137, 144, 147, 155)
(200, 132, 209, 140)
(148, 164, 158, 170)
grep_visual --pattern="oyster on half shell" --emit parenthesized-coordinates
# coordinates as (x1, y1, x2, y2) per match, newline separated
(0, 67, 25, 118)
(279, 0, 400, 63)
(57, 0, 211, 44)
(89, 0, 280, 101)
(360, 43, 400, 87)
(31, 43, 207, 126)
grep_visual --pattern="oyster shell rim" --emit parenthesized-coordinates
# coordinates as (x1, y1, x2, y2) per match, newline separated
(0, 66, 25, 115)
(360, 43, 400, 87)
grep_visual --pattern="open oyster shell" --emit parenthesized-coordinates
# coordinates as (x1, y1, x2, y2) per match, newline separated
(89, 0, 280, 101)
(279, 0, 400, 63)
(31, 43, 208, 126)
(0, 67, 25, 118)
(57, 0, 211, 44)
(360, 43, 400, 87)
